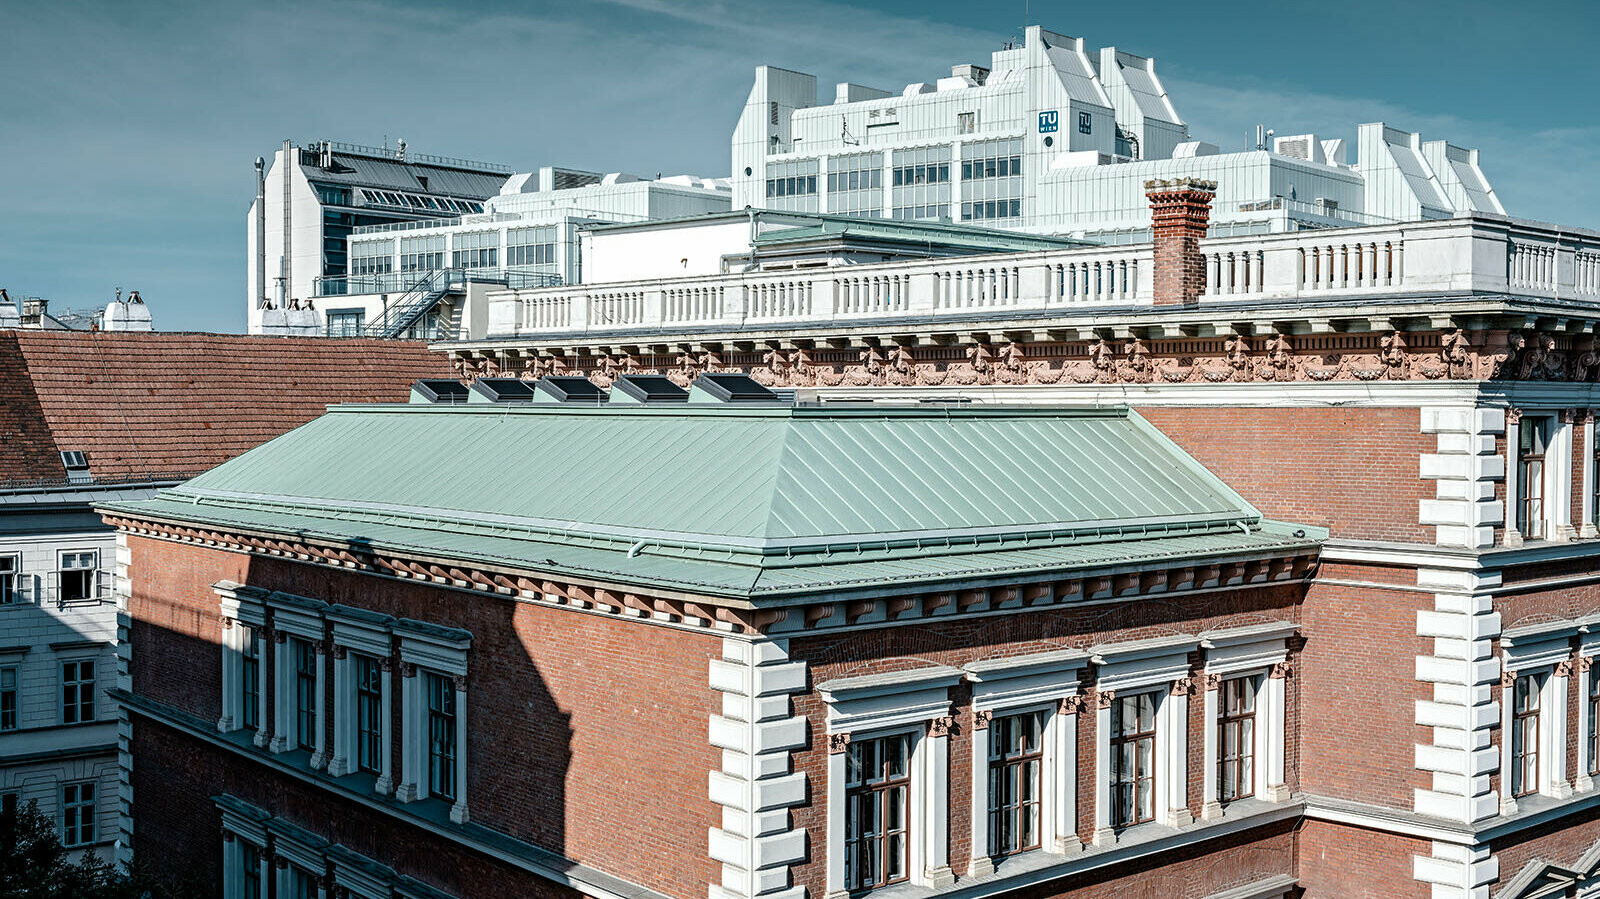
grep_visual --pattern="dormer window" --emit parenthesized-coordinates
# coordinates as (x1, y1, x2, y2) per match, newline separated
(60, 450, 89, 484)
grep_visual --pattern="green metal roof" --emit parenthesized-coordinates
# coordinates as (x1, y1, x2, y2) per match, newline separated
(101, 403, 1322, 602)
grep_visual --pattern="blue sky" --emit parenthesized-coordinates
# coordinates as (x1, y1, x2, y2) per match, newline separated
(1, 0, 1596, 333)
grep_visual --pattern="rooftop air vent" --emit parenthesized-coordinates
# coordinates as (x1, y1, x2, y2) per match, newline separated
(411, 379, 470, 404)
(533, 376, 608, 404)
(470, 377, 539, 403)
(610, 375, 689, 405)
(690, 372, 782, 404)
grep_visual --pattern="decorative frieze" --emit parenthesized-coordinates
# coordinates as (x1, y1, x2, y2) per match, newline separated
(450, 329, 1600, 389)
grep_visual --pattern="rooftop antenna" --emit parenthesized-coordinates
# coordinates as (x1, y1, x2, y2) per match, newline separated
(841, 115, 860, 147)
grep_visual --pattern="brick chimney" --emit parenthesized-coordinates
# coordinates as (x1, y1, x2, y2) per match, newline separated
(1145, 178, 1217, 305)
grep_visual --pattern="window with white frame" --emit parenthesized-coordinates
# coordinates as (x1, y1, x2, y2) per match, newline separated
(1517, 416, 1552, 540)
(1217, 676, 1257, 803)
(1089, 635, 1198, 845)
(60, 659, 94, 724)
(963, 648, 1085, 872)
(1511, 672, 1542, 798)
(819, 666, 961, 894)
(1499, 623, 1577, 812)
(356, 654, 383, 775)
(239, 840, 264, 899)
(240, 626, 260, 732)
(1109, 692, 1158, 827)
(426, 672, 457, 802)
(1198, 622, 1295, 818)
(60, 781, 95, 846)
(292, 637, 318, 751)
(1589, 664, 1599, 780)
(987, 710, 1045, 856)
(845, 732, 912, 890)
(0, 666, 16, 732)
(397, 621, 471, 823)
(0, 555, 18, 604)
(57, 551, 99, 602)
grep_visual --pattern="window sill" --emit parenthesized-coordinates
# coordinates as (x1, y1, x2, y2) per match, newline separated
(853, 799, 1299, 899)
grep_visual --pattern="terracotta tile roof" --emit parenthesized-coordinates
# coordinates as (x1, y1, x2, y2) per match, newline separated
(0, 331, 453, 484)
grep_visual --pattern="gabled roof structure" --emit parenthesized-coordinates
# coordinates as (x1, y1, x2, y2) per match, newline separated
(104, 402, 1322, 602)
(0, 331, 452, 486)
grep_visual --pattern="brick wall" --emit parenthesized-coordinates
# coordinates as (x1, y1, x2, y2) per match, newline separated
(130, 719, 576, 899)
(124, 535, 723, 899)
(1297, 576, 1433, 808)
(1297, 819, 1430, 899)
(1002, 820, 1296, 899)
(786, 582, 1303, 898)
(1137, 406, 1430, 544)
(1490, 808, 1600, 890)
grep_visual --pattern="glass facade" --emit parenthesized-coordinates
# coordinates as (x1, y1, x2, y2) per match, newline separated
(399, 235, 445, 272)
(891, 146, 951, 221)
(827, 152, 883, 218)
(451, 231, 499, 269)
(506, 226, 559, 269)
(961, 138, 1023, 222)
(765, 159, 819, 212)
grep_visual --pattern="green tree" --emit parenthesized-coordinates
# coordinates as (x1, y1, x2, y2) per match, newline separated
(0, 797, 124, 899)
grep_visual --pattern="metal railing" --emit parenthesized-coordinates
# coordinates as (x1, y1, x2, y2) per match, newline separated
(324, 141, 512, 174)
(316, 267, 563, 298)
(351, 216, 462, 236)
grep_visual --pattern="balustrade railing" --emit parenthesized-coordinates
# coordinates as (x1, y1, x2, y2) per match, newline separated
(481, 218, 1600, 338)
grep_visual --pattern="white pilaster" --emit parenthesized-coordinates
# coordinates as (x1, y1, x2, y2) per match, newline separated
(450, 677, 469, 823)
(395, 664, 421, 802)
(1583, 413, 1598, 538)
(308, 642, 329, 770)
(375, 659, 394, 795)
(708, 637, 806, 899)
(825, 747, 847, 899)
(327, 648, 352, 776)
(254, 632, 270, 748)
(1161, 684, 1192, 827)
(1201, 678, 1222, 819)
(1554, 413, 1578, 541)
(969, 713, 992, 877)
(1579, 658, 1595, 793)
(1052, 699, 1081, 854)
(1263, 667, 1290, 802)
(1091, 694, 1114, 847)
(921, 721, 954, 887)
(1547, 662, 1572, 799)
(218, 619, 236, 732)
(269, 631, 292, 754)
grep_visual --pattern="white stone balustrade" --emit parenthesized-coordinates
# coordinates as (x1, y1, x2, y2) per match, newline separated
(483, 215, 1600, 339)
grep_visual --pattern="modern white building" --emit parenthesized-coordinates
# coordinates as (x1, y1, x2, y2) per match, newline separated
(731, 25, 1503, 243)
(280, 168, 731, 340)
(245, 140, 512, 334)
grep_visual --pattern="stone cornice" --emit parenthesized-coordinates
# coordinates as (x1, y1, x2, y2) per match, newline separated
(102, 514, 1318, 637)
(442, 326, 1600, 389)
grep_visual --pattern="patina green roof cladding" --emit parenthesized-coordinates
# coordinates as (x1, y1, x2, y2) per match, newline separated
(102, 403, 1322, 600)
(130, 405, 1254, 547)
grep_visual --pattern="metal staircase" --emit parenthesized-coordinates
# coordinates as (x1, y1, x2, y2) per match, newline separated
(363, 270, 461, 339)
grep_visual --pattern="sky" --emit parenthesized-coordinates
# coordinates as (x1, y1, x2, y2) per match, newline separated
(1, 0, 1596, 333)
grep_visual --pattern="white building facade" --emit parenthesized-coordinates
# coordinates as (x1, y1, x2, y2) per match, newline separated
(730, 26, 1503, 243)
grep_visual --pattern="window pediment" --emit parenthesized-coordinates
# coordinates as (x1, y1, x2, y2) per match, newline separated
(817, 664, 961, 733)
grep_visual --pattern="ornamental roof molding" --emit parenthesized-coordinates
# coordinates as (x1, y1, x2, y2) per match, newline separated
(103, 514, 1318, 637)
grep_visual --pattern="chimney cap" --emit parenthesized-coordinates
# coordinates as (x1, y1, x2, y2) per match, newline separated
(1144, 177, 1217, 192)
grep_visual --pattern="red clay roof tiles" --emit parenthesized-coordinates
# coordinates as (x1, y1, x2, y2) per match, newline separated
(0, 331, 453, 483)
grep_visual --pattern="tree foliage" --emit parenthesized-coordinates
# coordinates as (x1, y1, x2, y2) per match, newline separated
(0, 799, 199, 899)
